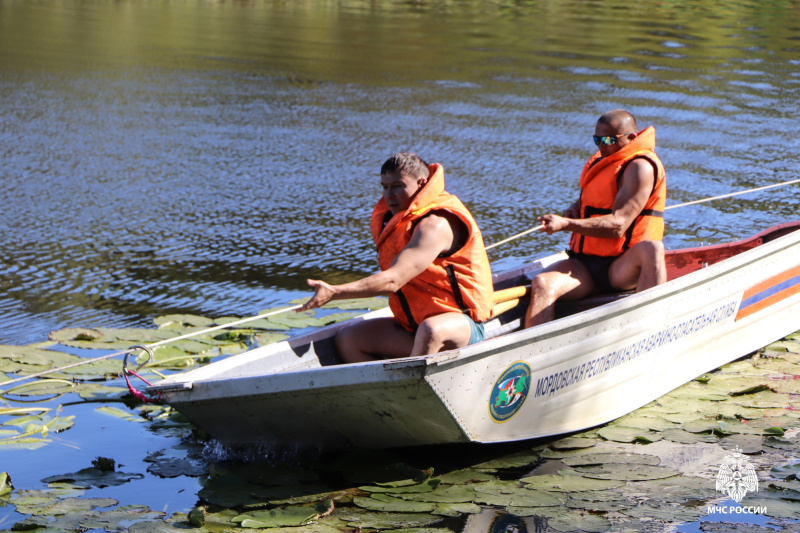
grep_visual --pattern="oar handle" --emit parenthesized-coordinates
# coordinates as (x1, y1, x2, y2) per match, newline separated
(493, 285, 530, 304)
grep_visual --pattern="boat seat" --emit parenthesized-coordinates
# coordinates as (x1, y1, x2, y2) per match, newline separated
(555, 290, 634, 318)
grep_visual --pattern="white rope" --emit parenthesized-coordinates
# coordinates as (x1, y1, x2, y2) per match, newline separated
(486, 177, 800, 250)
(664, 178, 800, 210)
(0, 305, 302, 388)
(8, 178, 800, 386)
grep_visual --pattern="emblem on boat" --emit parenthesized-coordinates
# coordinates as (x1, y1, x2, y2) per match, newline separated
(715, 446, 758, 503)
(489, 361, 531, 423)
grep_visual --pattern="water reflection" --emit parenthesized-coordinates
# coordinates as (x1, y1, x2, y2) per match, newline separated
(464, 509, 546, 533)
(1, 0, 799, 345)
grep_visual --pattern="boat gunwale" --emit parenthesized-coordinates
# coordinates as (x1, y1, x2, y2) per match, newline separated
(149, 221, 800, 395)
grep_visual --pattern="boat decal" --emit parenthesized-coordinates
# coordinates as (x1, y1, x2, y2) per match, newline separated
(735, 264, 800, 321)
(532, 299, 739, 399)
(489, 361, 531, 423)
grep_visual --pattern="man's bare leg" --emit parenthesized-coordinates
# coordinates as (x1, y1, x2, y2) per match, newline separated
(608, 240, 666, 292)
(524, 259, 596, 328)
(335, 317, 415, 363)
(411, 312, 473, 357)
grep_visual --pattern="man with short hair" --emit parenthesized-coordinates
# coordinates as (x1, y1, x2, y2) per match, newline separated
(301, 152, 494, 362)
(524, 109, 667, 328)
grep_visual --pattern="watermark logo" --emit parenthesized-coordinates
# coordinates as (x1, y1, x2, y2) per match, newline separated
(715, 446, 758, 503)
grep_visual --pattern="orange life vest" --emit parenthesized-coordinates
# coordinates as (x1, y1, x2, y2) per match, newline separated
(371, 164, 494, 332)
(569, 126, 667, 257)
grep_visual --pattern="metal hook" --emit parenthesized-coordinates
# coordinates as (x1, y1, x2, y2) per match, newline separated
(123, 345, 154, 375)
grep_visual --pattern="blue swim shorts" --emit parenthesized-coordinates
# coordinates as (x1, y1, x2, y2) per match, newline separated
(465, 314, 486, 345)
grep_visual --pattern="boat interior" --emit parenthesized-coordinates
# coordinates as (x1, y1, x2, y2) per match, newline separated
(193, 222, 800, 376)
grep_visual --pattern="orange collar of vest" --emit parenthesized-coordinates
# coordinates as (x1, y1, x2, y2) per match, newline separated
(581, 126, 656, 187)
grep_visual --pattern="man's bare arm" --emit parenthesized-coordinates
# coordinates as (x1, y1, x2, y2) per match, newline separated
(300, 214, 454, 311)
(540, 159, 655, 237)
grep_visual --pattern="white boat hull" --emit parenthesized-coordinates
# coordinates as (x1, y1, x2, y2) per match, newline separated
(150, 222, 800, 448)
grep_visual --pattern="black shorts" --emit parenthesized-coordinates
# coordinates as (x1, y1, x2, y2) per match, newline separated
(567, 251, 619, 294)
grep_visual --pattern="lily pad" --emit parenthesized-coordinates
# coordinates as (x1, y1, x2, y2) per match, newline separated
(771, 464, 800, 480)
(436, 469, 496, 484)
(548, 437, 597, 450)
(574, 463, 679, 481)
(48, 328, 104, 342)
(153, 314, 215, 328)
(718, 434, 763, 454)
(473, 450, 540, 470)
(354, 494, 437, 513)
(360, 478, 440, 494)
(519, 473, 625, 492)
(548, 512, 612, 532)
(96, 406, 143, 422)
(399, 485, 481, 504)
(41, 467, 145, 489)
(232, 502, 330, 528)
(682, 418, 719, 434)
(336, 509, 442, 529)
(473, 487, 564, 507)
(661, 428, 719, 444)
(596, 426, 663, 443)
(621, 502, 702, 521)
(560, 452, 661, 467)
(612, 415, 678, 431)
(432, 502, 482, 516)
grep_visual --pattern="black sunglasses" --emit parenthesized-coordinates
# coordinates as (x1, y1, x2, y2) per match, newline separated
(593, 132, 635, 146)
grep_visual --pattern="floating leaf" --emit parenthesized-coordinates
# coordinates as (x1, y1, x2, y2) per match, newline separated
(41, 467, 144, 489)
(596, 426, 662, 443)
(548, 511, 612, 532)
(336, 509, 441, 529)
(153, 314, 214, 328)
(232, 503, 326, 528)
(548, 437, 597, 450)
(661, 428, 718, 444)
(566, 490, 636, 512)
(360, 478, 441, 494)
(354, 494, 436, 513)
(739, 495, 800, 519)
(0, 472, 13, 497)
(771, 464, 800, 480)
(764, 436, 797, 450)
(621, 502, 701, 521)
(432, 502, 482, 516)
(473, 450, 540, 470)
(716, 419, 763, 435)
(574, 463, 679, 481)
(519, 474, 625, 492)
(681, 419, 719, 434)
(96, 406, 143, 422)
(612, 415, 677, 431)
(48, 328, 103, 342)
(437, 469, 495, 485)
(719, 434, 763, 454)
(399, 485, 481, 504)
(561, 452, 661, 467)
(472, 484, 564, 508)
(24, 496, 118, 516)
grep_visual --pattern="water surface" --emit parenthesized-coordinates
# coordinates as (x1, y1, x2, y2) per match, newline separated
(2, 1, 800, 530)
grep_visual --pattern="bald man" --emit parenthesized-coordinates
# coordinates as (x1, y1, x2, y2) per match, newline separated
(524, 109, 667, 328)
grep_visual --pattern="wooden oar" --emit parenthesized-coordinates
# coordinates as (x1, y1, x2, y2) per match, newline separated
(490, 285, 532, 318)
(491, 298, 521, 318)
(493, 285, 530, 304)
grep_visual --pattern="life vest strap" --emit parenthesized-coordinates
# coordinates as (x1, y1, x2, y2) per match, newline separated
(395, 289, 419, 331)
(445, 265, 470, 315)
